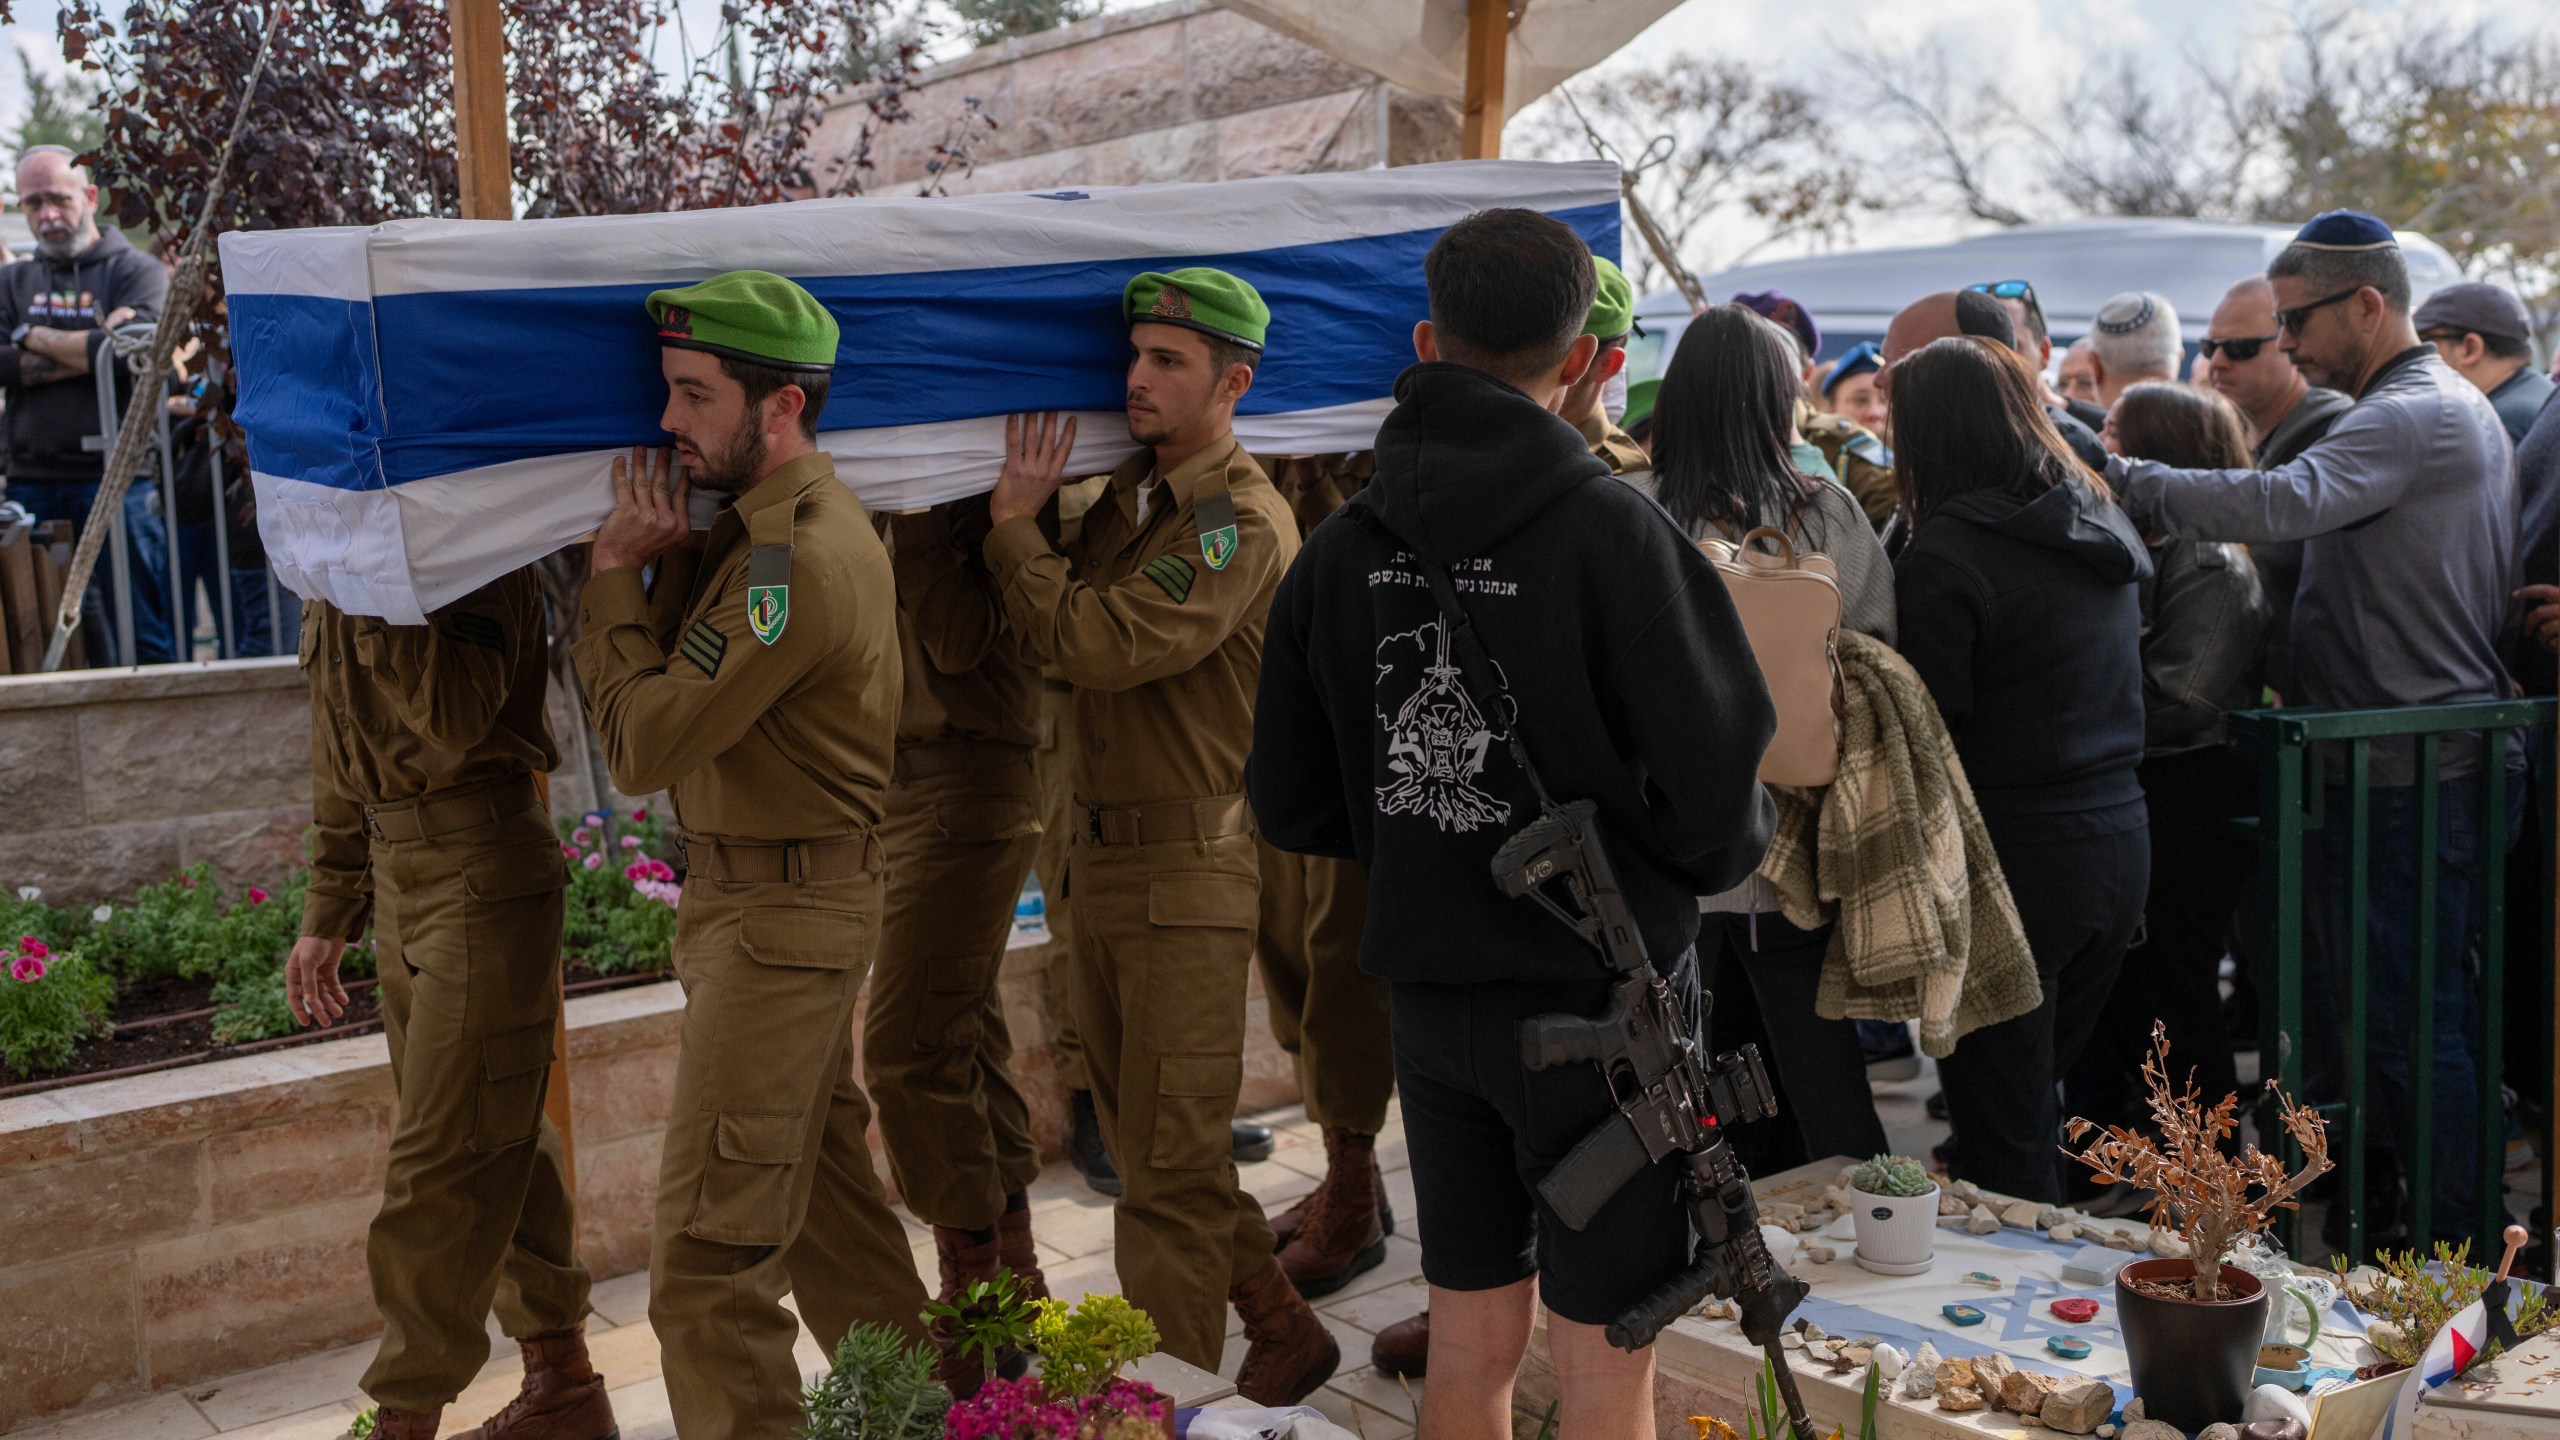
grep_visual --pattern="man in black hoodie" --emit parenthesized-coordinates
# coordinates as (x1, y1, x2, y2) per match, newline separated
(1249, 210, 1776, 1437)
(0, 146, 174, 666)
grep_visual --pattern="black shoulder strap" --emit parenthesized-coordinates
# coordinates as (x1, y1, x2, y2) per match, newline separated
(1344, 500, 1553, 807)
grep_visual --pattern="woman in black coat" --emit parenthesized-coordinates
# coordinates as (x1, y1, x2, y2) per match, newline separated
(1890, 337, 2153, 1202)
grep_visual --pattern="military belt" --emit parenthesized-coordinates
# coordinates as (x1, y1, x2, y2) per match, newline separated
(893, 738, 1033, 783)
(364, 775, 541, 844)
(1078, 793, 1252, 847)
(679, 832, 879, 884)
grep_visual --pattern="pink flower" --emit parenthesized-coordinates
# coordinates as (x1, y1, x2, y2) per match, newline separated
(18, 935, 47, 959)
(582, 853, 604, 870)
(633, 878, 682, 907)
(571, 825, 592, 846)
(11, 955, 44, 983)
(619, 835, 643, 849)
(560, 842, 578, 857)
(246, 887, 269, 905)
(631, 807, 648, 822)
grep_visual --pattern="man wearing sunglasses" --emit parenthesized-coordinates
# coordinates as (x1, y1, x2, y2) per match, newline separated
(2198, 274, 2351, 701)
(2107, 210, 2518, 1251)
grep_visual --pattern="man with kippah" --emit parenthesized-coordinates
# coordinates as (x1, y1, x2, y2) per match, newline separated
(978, 266, 1336, 1401)
(2105, 211, 2520, 1250)
(573, 270, 930, 1438)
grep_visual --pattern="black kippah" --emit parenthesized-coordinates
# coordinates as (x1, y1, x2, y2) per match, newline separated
(1953, 289, 2017, 349)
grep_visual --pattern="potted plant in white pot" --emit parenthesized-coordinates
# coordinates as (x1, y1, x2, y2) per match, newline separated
(2067, 1023, 2331, 1432)
(1848, 1153, 1940, 1275)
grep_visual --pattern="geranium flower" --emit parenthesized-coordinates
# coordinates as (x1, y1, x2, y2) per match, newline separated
(571, 826, 592, 846)
(12, 955, 44, 983)
(620, 835, 643, 850)
(631, 807, 648, 822)
(17, 936, 46, 959)
(583, 853, 604, 870)
(633, 878, 682, 907)
(247, 887, 269, 905)
(560, 842, 578, 858)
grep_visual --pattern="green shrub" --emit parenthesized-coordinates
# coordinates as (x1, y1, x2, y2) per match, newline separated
(1850, 1154, 1933, 1198)
(0, 939, 115, 1073)
(210, 969, 298, 1046)
(0, 888, 82, 953)
(1029, 1292, 1159, 1401)
(797, 1323, 948, 1440)
(92, 864, 230, 984)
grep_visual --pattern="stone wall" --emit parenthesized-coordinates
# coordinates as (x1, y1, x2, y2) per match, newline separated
(817, 0, 1459, 195)
(0, 657, 619, 908)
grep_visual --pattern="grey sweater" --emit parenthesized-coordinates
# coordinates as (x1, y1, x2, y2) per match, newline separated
(2110, 347, 2515, 783)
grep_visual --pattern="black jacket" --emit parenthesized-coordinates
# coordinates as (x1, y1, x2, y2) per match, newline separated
(1895, 477, 2152, 837)
(0, 229, 168, 483)
(1249, 363, 1777, 986)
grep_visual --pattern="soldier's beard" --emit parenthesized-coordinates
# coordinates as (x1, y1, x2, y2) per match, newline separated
(687, 421, 768, 493)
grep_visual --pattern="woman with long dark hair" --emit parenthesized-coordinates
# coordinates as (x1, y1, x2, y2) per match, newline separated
(1646, 303, 1894, 1165)
(1891, 337, 2152, 1202)
(2064, 381, 2268, 1139)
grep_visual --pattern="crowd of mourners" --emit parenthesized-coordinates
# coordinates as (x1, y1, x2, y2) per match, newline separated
(1613, 209, 2557, 1260)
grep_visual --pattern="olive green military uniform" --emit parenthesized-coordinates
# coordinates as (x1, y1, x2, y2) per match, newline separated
(299, 568, 588, 1415)
(573, 452, 926, 1440)
(1574, 408, 1652, 482)
(1799, 401, 1896, 529)
(1253, 454, 1394, 1136)
(1031, 475, 1111, 1094)
(864, 498, 1045, 1229)
(982, 433, 1301, 1368)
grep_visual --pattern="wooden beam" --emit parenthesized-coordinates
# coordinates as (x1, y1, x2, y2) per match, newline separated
(1462, 0, 1508, 160)
(449, 0, 511, 222)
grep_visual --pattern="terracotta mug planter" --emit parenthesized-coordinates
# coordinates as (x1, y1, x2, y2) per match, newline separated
(2117, 1258, 2270, 1431)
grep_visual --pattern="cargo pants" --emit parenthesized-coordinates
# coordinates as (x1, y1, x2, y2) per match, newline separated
(650, 834, 930, 1440)
(1252, 842, 1394, 1136)
(1033, 680, 1088, 1091)
(1066, 799, 1277, 1369)
(865, 748, 1045, 1229)
(361, 781, 589, 1412)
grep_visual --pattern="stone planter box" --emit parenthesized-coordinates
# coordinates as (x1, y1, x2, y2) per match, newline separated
(1, 927, 1300, 1432)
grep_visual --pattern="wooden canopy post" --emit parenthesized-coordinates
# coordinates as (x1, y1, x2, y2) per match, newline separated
(448, 0, 578, 1187)
(1462, 0, 1508, 160)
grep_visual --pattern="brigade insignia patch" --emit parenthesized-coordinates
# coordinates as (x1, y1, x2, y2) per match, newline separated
(1200, 524, 1237, 570)
(1142, 553, 1196, 603)
(747, 585, 788, 646)
(1151, 285, 1193, 320)
(658, 304, 693, 338)
(679, 620, 727, 677)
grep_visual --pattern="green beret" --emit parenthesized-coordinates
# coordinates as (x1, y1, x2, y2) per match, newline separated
(1123, 267, 1268, 350)
(1623, 376, 1660, 429)
(647, 270, 838, 373)
(1585, 256, 1634, 341)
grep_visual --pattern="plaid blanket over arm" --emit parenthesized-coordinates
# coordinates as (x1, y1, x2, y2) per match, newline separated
(1756, 629, 2042, 1058)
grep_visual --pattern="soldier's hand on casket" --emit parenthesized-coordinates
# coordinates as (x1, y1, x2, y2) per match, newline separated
(990, 411, 1078, 526)
(285, 935, 350, 1027)
(593, 447, 694, 576)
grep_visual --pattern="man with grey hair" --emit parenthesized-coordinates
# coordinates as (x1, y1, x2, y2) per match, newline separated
(0, 144, 175, 665)
(2087, 290, 2182, 408)
(2105, 211, 2516, 1250)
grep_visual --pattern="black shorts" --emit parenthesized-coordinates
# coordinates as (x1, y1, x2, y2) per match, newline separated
(1390, 976, 1692, 1328)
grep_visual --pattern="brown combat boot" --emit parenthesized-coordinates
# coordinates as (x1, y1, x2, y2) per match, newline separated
(996, 1196, 1051, 1302)
(929, 1224, 1004, 1399)
(1370, 1307, 1429, 1379)
(452, 1327, 617, 1440)
(1272, 1129, 1396, 1250)
(353, 1407, 442, 1440)
(1230, 1256, 1340, 1405)
(1276, 1128, 1388, 1298)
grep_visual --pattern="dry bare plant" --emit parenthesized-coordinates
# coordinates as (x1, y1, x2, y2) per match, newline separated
(2064, 1021, 2332, 1301)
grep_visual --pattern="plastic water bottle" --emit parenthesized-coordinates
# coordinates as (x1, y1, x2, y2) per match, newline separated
(1012, 876, 1048, 942)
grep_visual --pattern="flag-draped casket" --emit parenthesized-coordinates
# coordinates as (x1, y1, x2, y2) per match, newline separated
(218, 159, 1623, 621)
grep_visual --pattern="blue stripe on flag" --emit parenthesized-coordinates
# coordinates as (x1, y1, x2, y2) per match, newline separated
(235, 202, 1620, 490)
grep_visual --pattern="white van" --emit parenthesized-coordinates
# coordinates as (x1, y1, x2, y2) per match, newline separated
(1624, 216, 2465, 384)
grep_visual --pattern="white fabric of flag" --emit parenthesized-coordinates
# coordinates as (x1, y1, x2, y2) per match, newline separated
(218, 159, 1622, 621)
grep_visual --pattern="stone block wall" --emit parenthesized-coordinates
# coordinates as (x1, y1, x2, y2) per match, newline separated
(818, 0, 1459, 195)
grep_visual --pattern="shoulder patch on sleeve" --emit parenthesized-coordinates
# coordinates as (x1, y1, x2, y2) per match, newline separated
(441, 612, 505, 650)
(1142, 552, 1197, 604)
(678, 620, 727, 678)
(1844, 433, 1891, 466)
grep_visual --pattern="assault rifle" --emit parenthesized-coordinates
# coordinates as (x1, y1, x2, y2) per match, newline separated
(1495, 800, 1818, 1440)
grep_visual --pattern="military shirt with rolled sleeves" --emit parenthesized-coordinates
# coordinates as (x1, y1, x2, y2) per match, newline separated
(298, 568, 558, 942)
(571, 451, 902, 842)
(887, 499, 1040, 750)
(981, 433, 1299, 808)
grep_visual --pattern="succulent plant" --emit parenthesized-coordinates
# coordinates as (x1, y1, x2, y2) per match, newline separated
(1851, 1154, 1934, 1198)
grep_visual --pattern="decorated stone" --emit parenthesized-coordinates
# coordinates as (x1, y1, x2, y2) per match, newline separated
(1943, 1304, 1987, 1326)
(2048, 1334, 2094, 1360)
(2050, 1298, 2101, 1323)
(1963, 1271, 2004, 1289)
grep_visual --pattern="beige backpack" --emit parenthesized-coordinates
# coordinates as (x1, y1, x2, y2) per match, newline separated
(1699, 525, 1844, 788)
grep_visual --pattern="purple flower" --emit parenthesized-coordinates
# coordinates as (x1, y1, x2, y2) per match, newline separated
(583, 853, 604, 870)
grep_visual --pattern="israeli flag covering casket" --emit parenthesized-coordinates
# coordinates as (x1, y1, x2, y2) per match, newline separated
(219, 159, 1623, 622)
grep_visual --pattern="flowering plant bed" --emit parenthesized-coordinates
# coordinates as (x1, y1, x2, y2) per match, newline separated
(0, 805, 685, 1095)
